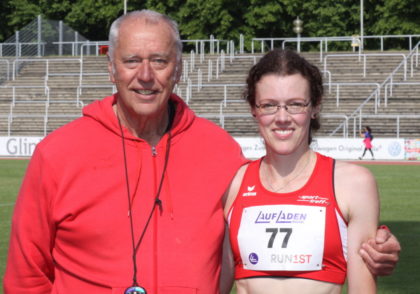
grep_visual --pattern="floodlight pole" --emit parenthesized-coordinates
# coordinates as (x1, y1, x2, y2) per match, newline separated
(293, 17, 303, 53)
(124, 0, 127, 14)
(360, 0, 364, 52)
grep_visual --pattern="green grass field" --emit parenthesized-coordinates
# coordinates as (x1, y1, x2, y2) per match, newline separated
(0, 160, 419, 293)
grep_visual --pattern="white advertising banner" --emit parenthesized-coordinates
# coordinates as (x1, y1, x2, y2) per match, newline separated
(235, 137, 406, 160)
(234, 137, 266, 159)
(0, 137, 43, 157)
(311, 137, 405, 160)
(405, 139, 420, 160)
(0, 136, 407, 160)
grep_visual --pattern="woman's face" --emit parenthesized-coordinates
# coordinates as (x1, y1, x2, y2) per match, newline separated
(252, 73, 319, 156)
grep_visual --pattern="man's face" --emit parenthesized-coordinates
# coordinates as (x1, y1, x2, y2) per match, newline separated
(108, 18, 180, 120)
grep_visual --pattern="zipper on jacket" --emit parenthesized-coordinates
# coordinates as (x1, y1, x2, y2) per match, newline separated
(151, 144, 159, 293)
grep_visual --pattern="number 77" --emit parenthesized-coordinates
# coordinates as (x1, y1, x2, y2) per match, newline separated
(266, 228, 293, 248)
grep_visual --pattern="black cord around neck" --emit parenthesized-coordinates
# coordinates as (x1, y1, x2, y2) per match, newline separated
(117, 116, 172, 289)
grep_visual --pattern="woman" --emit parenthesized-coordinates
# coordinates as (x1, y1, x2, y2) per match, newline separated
(224, 49, 378, 293)
(359, 126, 375, 160)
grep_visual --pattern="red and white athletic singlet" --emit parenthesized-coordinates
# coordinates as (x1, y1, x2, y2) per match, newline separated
(228, 153, 347, 284)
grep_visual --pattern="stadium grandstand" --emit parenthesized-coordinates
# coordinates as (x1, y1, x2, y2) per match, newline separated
(1, 16, 420, 146)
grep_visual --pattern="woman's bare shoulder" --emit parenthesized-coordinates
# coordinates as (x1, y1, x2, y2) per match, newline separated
(223, 162, 251, 216)
(335, 160, 376, 186)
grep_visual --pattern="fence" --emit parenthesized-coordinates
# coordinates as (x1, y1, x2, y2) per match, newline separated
(331, 41, 420, 137)
(384, 82, 420, 106)
(323, 53, 407, 79)
(251, 35, 420, 58)
(0, 16, 88, 57)
(348, 114, 420, 139)
(3, 15, 420, 59)
(1, 22, 420, 138)
(0, 16, 236, 58)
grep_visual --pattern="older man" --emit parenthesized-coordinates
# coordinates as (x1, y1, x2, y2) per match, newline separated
(4, 9, 400, 294)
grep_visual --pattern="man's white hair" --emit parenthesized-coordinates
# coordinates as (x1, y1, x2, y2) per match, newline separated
(108, 9, 183, 63)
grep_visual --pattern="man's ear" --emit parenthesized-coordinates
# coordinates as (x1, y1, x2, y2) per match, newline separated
(107, 53, 116, 83)
(173, 59, 182, 84)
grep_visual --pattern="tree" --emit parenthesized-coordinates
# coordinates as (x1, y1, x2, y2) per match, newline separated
(0, 0, 14, 41)
(65, 0, 125, 40)
(3, 0, 42, 41)
(370, 0, 420, 35)
(1, 0, 419, 51)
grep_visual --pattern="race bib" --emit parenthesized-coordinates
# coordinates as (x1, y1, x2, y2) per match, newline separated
(237, 204, 326, 271)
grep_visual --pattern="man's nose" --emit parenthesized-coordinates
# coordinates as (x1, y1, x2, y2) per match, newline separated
(137, 60, 154, 82)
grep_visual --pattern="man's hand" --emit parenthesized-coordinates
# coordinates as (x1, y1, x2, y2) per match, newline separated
(360, 226, 401, 276)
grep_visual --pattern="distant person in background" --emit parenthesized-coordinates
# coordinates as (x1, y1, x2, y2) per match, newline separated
(359, 126, 375, 160)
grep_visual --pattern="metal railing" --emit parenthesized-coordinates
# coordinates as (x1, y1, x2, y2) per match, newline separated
(0, 85, 50, 106)
(76, 84, 116, 104)
(323, 53, 407, 79)
(182, 83, 245, 105)
(331, 41, 420, 137)
(43, 114, 81, 136)
(7, 113, 46, 136)
(383, 81, 420, 106)
(12, 58, 82, 80)
(0, 42, 46, 57)
(6, 111, 81, 137)
(3, 35, 420, 138)
(7, 100, 48, 136)
(321, 114, 349, 137)
(348, 114, 420, 139)
(324, 82, 380, 111)
(218, 99, 252, 129)
(0, 59, 10, 81)
(251, 34, 420, 60)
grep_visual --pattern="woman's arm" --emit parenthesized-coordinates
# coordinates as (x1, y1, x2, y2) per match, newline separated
(335, 161, 379, 294)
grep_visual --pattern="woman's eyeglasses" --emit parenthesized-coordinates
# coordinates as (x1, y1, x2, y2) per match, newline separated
(255, 101, 311, 115)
